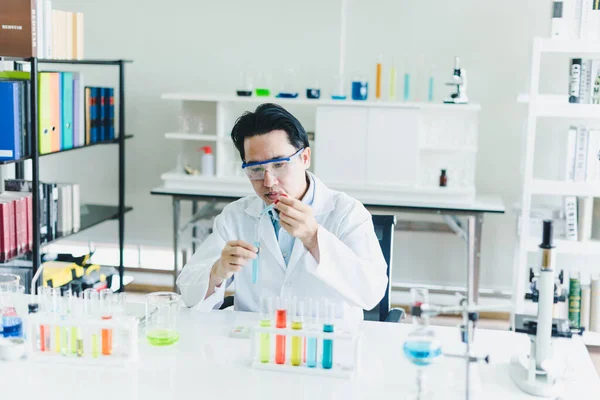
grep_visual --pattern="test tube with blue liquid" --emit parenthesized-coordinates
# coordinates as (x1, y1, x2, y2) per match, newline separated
(259, 296, 272, 363)
(322, 300, 334, 370)
(253, 203, 275, 284)
(306, 298, 319, 368)
(0, 274, 21, 338)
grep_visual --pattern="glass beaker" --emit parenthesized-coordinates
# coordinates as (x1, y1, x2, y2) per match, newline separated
(331, 75, 347, 100)
(403, 288, 442, 399)
(236, 71, 253, 97)
(145, 292, 180, 346)
(1, 284, 25, 338)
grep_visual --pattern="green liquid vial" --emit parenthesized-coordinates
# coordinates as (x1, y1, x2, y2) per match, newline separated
(146, 329, 180, 346)
(259, 319, 271, 363)
(55, 327, 61, 353)
(91, 333, 99, 358)
(291, 321, 303, 366)
(255, 88, 270, 97)
(76, 338, 84, 357)
(71, 327, 77, 355)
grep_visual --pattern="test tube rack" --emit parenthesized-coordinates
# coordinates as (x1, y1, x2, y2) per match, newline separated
(25, 314, 139, 366)
(250, 324, 361, 379)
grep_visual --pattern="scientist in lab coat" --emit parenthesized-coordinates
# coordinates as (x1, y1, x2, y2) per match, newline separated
(176, 103, 388, 321)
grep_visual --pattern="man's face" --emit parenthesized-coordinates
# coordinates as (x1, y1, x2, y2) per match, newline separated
(243, 130, 311, 204)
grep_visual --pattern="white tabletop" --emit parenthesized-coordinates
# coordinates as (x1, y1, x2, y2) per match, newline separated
(1, 306, 596, 400)
(151, 185, 505, 214)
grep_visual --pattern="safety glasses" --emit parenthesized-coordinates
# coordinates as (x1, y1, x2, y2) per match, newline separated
(242, 148, 305, 181)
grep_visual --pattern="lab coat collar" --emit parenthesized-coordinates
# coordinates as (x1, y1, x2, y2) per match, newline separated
(243, 172, 335, 218)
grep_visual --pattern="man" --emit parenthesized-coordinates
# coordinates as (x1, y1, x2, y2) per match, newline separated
(177, 103, 387, 321)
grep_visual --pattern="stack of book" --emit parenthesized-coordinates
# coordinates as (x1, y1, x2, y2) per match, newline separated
(551, 0, 600, 40)
(0, 69, 115, 161)
(0, 179, 81, 262)
(0, 0, 84, 59)
(569, 59, 600, 104)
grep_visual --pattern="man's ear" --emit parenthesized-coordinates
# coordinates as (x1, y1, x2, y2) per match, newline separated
(303, 147, 311, 169)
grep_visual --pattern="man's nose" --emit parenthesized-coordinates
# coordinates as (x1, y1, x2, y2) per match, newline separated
(263, 169, 277, 188)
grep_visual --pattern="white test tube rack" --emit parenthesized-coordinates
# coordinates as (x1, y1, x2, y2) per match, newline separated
(250, 324, 361, 379)
(25, 314, 139, 366)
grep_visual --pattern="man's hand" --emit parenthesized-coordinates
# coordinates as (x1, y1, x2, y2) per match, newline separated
(275, 195, 319, 253)
(212, 240, 258, 283)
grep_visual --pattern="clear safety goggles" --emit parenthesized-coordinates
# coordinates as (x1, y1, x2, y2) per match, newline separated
(242, 148, 305, 180)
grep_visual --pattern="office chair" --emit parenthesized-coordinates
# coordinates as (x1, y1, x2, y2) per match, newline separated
(220, 214, 406, 323)
(364, 214, 405, 323)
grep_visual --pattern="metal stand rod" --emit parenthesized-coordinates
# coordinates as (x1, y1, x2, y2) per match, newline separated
(30, 57, 40, 290)
(191, 201, 198, 253)
(173, 198, 181, 291)
(118, 60, 126, 292)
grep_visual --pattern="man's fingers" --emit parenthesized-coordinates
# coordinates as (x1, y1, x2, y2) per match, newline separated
(228, 240, 259, 253)
(275, 203, 304, 221)
(229, 246, 257, 259)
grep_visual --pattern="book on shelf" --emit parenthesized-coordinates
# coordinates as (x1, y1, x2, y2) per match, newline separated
(0, 0, 84, 60)
(569, 58, 600, 104)
(565, 125, 600, 182)
(85, 86, 115, 144)
(2, 180, 80, 262)
(551, 0, 600, 40)
(0, 79, 32, 162)
(0, 70, 118, 159)
(565, 196, 579, 241)
(0, 0, 38, 58)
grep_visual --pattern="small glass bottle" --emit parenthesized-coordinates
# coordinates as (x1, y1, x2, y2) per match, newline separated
(439, 169, 448, 187)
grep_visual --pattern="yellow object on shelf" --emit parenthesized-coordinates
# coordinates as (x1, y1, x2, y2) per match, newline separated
(42, 261, 84, 288)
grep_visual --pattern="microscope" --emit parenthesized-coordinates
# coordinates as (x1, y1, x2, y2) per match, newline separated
(444, 56, 469, 104)
(510, 220, 583, 397)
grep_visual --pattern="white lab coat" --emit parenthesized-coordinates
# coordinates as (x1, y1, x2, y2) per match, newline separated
(176, 173, 388, 322)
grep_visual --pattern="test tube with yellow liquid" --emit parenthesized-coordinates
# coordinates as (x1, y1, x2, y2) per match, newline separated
(291, 298, 304, 366)
(259, 296, 272, 363)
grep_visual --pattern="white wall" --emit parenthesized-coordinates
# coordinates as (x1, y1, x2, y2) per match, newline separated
(14, 0, 565, 292)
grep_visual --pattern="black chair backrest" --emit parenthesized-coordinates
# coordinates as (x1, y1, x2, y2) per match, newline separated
(364, 214, 396, 322)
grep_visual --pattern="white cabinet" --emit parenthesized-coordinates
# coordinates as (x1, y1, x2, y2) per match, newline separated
(314, 107, 368, 184)
(159, 93, 480, 202)
(366, 107, 419, 187)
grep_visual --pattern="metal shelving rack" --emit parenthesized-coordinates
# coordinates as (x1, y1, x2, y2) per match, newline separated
(0, 57, 132, 292)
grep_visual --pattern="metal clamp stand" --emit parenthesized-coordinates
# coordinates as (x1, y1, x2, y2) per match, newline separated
(417, 296, 507, 400)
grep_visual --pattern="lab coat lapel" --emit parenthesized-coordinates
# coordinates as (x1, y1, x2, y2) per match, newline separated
(245, 196, 286, 273)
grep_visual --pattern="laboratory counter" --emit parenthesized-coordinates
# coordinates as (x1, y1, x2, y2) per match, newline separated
(1, 305, 598, 400)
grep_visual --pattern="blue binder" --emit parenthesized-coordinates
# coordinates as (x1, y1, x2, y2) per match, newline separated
(60, 72, 74, 150)
(0, 82, 21, 161)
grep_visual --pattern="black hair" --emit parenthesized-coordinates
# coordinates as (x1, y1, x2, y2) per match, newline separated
(230, 103, 309, 162)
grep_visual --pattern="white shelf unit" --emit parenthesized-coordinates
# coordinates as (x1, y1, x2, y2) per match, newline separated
(164, 132, 218, 141)
(514, 37, 600, 346)
(160, 93, 481, 202)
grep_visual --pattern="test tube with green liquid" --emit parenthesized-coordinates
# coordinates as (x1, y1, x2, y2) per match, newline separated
(84, 289, 100, 358)
(291, 298, 304, 366)
(259, 296, 272, 363)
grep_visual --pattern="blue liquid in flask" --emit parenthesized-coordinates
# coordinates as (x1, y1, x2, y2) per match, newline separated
(403, 339, 441, 366)
(2, 316, 23, 338)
